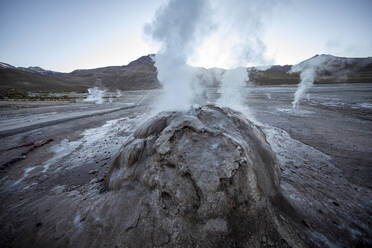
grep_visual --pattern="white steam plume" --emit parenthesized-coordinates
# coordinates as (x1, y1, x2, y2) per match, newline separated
(145, 0, 278, 114)
(116, 90, 122, 97)
(83, 87, 105, 104)
(290, 54, 368, 109)
(192, 67, 225, 105)
(217, 67, 248, 113)
(212, 0, 277, 115)
(290, 59, 324, 109)
(215, 0, 275, 67)
(145, 0, 212, 112)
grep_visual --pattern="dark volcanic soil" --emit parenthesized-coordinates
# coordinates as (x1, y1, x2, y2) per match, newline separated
(0, 84, 371, 247)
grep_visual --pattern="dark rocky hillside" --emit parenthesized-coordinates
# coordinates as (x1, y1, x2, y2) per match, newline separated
(1, 54, 371, 94)
(0, 68, 88, 93)
(54, 55, 160, 91)
(250, 55, 372, 85)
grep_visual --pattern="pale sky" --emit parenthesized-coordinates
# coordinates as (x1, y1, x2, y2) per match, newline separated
(0, 0, 371, 72)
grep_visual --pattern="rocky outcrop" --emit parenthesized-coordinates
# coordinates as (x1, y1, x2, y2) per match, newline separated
(101, 105, 306, 247)
(0, 105, 312, 248)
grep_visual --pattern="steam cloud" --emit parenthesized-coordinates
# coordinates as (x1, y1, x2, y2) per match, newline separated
(83, 87, 106, 104)
(290, 54, 368, 109)
(207, 0, 276, 67)
(290, 56, 329, 109)
(213, 0, 276, 115)
(217, 67, 248, 112)
(145, 0, 277, 113)
(145, 0, 212, 112)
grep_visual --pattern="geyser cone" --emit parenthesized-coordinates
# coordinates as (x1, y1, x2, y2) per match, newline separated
(104, 104, 306, 247)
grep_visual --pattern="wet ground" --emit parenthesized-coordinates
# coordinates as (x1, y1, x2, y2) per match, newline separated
(245, 84, 372, 247)
(0, 84, 371, 247)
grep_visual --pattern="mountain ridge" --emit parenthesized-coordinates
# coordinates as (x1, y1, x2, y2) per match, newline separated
(1, 54, 371, 93)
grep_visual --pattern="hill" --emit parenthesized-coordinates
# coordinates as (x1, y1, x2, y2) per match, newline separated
(250, 54, 372, 85)
(53, 55, 160, 91)
(1, 54, 371, 94)
(0, 68, 88, 93)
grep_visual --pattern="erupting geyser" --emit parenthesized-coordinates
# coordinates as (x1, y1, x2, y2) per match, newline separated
(100, 105, 306, 247)
(290, 56, 330, 109)
(83, 87, 106, 104)
(290, 54, 364, 109)
(145, 0, 276, 114)
(14, 105, 309, 248)
(145, 0, 212, 112)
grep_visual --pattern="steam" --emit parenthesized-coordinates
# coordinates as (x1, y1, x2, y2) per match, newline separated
(290, 54, 368, 109)
(213, 0, 276, 116)
(193, 67, 225, 105)
(145, 0, 277, 113)
(217, 67, 248, 112)
(116, 90, 122, 97)
(211, 0, 275, 67)
(83, 87, 105, 104)
(290, 57, 325, 109)
(145, 0, 212, 112)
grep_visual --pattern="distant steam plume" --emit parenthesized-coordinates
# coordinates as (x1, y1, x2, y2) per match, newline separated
(290, 54, 369, 109)
(290, 56, 328, 109)
(83, 87, 105, 104)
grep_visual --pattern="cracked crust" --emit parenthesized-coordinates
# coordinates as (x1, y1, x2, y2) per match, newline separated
(100, 105, 307, 247)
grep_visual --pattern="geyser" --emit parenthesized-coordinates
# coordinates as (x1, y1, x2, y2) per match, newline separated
(83, 87, 105, 104)
(145, 0, 277, 113)
(290, 54, 365, 109)
(14, 106, 310, 247)
(290, 56, 330, 109)
(145, 0, 212, 112)
(99, 105, 305, 247)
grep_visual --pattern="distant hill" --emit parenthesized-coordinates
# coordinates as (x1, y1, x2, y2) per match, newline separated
(1, 54, 371, 94)
(0, 62, 62, 75)
(17, 66, 61, 75)
(249, 65, 298, 85)
(54, 55, 160, 91)
(0, 62, 15, 69)
(0, 55, 160, 93)
(0, 68, 88, 93)
(249, 54, 372, 85)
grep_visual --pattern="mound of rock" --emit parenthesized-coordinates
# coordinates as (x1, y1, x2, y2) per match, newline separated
(102, 105, 305, 247)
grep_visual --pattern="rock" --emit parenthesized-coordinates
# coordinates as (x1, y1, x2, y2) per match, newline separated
(99, 105, 305, 247)
(28, 105, 307, 248)
(51, 185, 65, 194)
(88, 169, 98, 175)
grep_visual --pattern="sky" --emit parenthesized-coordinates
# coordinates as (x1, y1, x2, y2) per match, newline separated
(0, 0, 371, 72)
